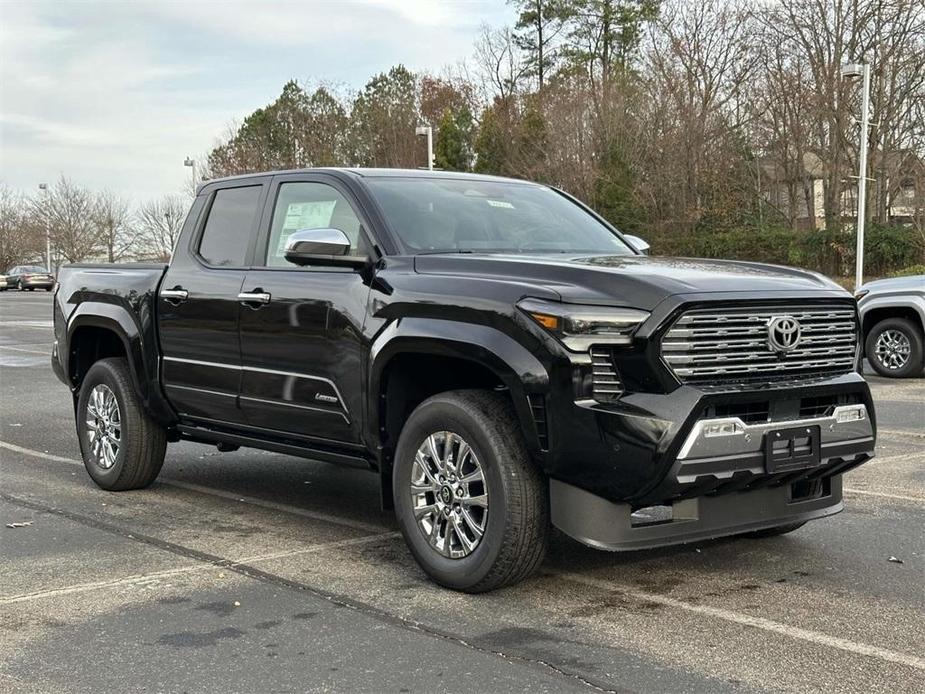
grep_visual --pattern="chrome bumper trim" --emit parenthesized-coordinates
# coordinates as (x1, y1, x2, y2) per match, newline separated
(677, 404, 873, 461)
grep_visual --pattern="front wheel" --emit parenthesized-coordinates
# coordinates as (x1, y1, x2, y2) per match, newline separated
(77, 357, 167, 490)
(866, 317, 923, 378)
(393, 390, 548, 592)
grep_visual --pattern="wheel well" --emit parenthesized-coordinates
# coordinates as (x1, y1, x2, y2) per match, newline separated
(862, 307, 923, 343)
(69, 326, 127, 387)
(379, 353, 506, 456)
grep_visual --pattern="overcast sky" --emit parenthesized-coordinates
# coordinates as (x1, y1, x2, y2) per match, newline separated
(1, 0, 515, 201)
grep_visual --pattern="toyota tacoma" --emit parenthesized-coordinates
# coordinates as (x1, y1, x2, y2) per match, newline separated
(52, 169, 876, 592)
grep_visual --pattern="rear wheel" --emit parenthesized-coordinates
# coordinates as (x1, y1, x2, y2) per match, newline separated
(393, 390, 548, 592)
(866, 317, 923, 378)
(77, 357, 167, 490)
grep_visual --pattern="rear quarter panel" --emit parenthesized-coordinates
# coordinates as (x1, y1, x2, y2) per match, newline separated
(54, 263, 172, 421)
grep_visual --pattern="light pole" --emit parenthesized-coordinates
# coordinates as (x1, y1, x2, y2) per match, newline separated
(415, 125, 433, 171)
(184, 157, 196, 191)
(38, 183, 51, 272)
(841, 62, 871, 293)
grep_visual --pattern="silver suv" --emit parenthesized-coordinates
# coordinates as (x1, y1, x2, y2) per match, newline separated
(857, 275, 925, 378)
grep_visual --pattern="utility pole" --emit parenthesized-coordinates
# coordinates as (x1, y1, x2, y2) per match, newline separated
(415, 125, 433, 171)
(38, 183, 51, 272)
(841, 62, 871, 293)
(184, 157, 196, 192)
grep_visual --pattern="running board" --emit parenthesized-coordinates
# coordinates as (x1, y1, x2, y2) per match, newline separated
(176, 424, 372, 470)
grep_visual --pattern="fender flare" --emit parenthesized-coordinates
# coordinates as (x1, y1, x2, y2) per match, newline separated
(368, 317, 550, 460)
(858, 296, 925, 352)
(65, 303, 173, 425)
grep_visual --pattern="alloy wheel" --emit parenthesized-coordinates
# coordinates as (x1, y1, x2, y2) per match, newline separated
(874, 329, 911, 371)
(410, 431, 488, 559)
(85, 384, 121, 469)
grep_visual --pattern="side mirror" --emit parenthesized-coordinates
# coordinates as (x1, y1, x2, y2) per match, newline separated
(624, 234, 650, 255)
(284, 228, 367, 268)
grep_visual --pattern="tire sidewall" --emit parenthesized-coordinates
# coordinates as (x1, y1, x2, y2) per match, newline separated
(866, 318, 923, 378)
(77, 361, 130, 488)
(393, 399, 510, 590)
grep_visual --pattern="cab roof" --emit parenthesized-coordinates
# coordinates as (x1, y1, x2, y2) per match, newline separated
(198, 167, 539, 193)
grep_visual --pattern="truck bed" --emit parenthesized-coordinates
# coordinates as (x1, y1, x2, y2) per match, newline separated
(53, 263, 170, 412)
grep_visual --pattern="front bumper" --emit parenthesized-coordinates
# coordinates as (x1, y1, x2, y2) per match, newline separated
(542, 370, 875, 550)
(674, 404, 872, 485)
(551, 475, 844, 551)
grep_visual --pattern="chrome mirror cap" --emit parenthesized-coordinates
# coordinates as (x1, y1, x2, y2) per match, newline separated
(285, 228, 351, 257)
(283, 228, 367, 268)
(623, 234, 650, 255)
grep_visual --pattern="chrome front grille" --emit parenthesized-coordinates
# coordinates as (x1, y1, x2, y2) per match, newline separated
(661, 303, 858, 386)
(590, 347, 624, 400)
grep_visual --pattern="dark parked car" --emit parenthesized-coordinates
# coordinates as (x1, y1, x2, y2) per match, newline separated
(6, 265, 55, 291)
(52, 169, 876, 592)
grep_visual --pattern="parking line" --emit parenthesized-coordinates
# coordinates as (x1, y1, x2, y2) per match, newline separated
(0, 321, 53, 328)
(0, 440, 391, 534)
(0, 345, 50, 355)
(879, 428, 925, 440)
(558, 573, 925, 671)
(843, 488, 923, 503)
(0, 532, 400, 606)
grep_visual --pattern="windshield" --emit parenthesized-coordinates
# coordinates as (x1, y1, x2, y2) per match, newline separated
(365, 177, 634, 255)
(22, 266, 48, 273)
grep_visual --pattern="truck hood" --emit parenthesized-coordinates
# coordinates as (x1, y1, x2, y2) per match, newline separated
(413, 253, 846, 310)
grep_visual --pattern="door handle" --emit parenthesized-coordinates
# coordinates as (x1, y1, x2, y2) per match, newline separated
(237, 290, 271, 307)
(160, 287, 189, 305)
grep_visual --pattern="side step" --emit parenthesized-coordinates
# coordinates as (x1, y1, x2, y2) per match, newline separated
(177, 424, 372, 470)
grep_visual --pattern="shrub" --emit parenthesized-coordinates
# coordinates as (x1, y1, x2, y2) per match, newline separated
(889, 264, 925, 278)
(648, 224, 924, 278)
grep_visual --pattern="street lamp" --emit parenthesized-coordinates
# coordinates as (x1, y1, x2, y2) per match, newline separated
(841, 61, 871, 293)
(183, 156, 196, 190)
(38, 183, 51, 272)
(415, 125, 433, 171)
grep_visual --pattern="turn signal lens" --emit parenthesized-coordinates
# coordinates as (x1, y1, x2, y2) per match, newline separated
(529, 312, 559, 330)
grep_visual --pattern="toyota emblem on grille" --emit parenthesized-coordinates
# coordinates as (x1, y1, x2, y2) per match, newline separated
(767, 316, 801, 352)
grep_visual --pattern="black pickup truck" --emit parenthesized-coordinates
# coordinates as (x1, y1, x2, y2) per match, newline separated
(53, 168, 876, 592)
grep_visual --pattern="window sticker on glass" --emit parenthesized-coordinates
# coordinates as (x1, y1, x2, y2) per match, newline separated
(486, 199, 515, 209)
(278, 200, 337, 253)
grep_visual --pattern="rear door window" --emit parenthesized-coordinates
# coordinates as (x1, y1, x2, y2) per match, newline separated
(198, 186, 262, 267)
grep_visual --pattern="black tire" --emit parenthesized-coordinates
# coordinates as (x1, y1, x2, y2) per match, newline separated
(865, 317, 924, 378)
(77, 357, 167, 491)
(743, 521, 806, 539)
(392, 390, 548, 593)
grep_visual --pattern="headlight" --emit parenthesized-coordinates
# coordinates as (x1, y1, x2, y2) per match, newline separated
(517, 298, 649, 351)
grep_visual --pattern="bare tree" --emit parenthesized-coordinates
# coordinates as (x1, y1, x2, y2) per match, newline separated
(472, 24, 530, 102)
(93, 191, 135, 262)
(135, 196, 187, 261)
(0, 184, 44, 271)
(35, 176, 102, 263)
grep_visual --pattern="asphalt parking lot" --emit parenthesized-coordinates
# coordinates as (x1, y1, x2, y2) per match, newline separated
(1, 290, 922, 693)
